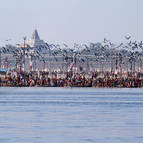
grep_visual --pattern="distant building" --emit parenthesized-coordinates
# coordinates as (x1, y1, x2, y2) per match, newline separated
(28, 29, 45, 47)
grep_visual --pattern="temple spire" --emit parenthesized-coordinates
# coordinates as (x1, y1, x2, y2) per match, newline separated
(32, 29, 40, 40)
(28, 29, 45, 47)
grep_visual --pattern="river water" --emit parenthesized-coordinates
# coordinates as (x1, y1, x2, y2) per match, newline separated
(0, 87, 143, 143)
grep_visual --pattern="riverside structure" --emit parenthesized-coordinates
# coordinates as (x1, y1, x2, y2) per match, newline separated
(0, 70, 143, 87)
(1, 30, 143, 87)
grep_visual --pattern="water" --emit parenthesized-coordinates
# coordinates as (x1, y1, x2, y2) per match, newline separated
(0, 87, 143, 143)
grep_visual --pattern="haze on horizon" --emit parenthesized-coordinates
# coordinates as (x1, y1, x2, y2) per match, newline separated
(0, 0, 142, 46)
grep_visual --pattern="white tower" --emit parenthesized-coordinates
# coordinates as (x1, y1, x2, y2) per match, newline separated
(28, 29, 45, 47)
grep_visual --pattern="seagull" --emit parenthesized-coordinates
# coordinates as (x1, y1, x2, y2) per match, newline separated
(81, 58, 85, 62)
(50, 44, 57, 49)
(94, 53, 98, 56)
(128, 41, 132, 47)
(63, 43, 68, 48)
(7, 49, 10, 52)
(115, 43, 123, 49)
(139, 41, 143, 48)
(83, 44, 90, 52)
(65, 56, 68, 61)
(109, 42, 114, 47)
(6, 39, 11, 42)
(125, 36, 131, 40)
(103, 44, 109, 49)
(63, 49, 68, 54)
(2, 47, 7, 53)
(103, 38, 110, 43)
(132, 41, 138, 49)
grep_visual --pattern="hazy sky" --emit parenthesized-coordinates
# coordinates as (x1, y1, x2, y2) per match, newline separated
(0, 0, 143, 45)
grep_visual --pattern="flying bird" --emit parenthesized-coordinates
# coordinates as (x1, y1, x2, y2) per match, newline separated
(125, 36, 131, 40)
(103, 38, 110, 43)
(63, 44, 68, 48)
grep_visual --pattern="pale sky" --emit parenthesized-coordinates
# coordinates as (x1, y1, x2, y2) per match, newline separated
(0, 0, 143, 45)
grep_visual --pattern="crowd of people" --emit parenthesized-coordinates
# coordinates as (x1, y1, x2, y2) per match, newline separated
(0, 70, 143, 88)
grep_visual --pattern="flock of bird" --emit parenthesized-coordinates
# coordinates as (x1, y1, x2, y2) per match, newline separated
(1, 36, 143, 72)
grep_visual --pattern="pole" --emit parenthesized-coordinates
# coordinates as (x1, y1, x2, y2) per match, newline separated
(0, 49, 1, 87)
(0, 49, 1, 70)
(23, 37, 26, 72)
(23, 37, 26, 86)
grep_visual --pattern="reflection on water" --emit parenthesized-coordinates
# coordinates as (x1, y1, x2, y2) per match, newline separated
(0, 88, 143, 143)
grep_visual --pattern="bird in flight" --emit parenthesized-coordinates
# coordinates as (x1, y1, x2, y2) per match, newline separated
(125, 36, 131, 40)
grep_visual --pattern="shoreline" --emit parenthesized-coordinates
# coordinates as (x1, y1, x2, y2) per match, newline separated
(1, 70, 143, 88)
